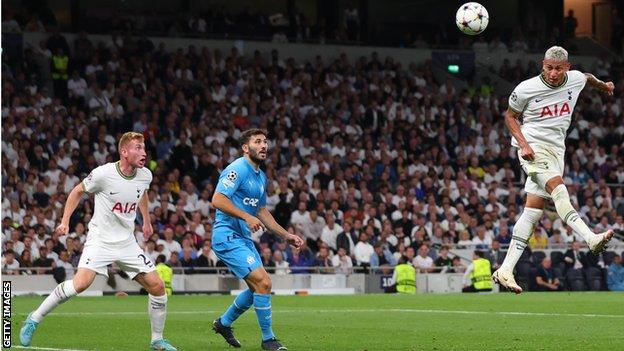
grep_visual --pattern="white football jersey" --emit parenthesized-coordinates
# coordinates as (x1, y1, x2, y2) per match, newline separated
(508, 70, 587, 154)
(82, 162, 152, 244)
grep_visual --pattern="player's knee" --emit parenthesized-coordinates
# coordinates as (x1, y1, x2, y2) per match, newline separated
(258, 278, 272, 293)
(72, 278, 90, 293)
(149, 278, 165, 295)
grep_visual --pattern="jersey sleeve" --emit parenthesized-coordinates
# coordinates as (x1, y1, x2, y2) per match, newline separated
(82, 166, 106, 194)
(215, 164, 244, 198)
(508, 83, 529, 113)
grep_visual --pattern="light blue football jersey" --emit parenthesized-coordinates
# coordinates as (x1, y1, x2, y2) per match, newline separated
(212, 157, 267, 245)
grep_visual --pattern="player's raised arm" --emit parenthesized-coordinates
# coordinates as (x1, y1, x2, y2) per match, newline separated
(256, 207, 303, 248)
(504, 107, 534, 161)
(55, 182, 85, 235)
(584, 73, 615, 96)
(212, 192, 265, 232)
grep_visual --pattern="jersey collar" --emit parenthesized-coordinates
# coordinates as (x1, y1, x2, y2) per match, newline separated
(115, 161, 137, 180)
(539, 72, 568, 89)
(243, 156, 260, 174)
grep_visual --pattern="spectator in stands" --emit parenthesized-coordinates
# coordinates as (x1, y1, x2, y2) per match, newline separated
(535, 257, 562, 291)
(456, 230, 472, 248)
(144, 240, 158, 262)
(321, 213, 343, 252)
(336, 220, 358, 256)
(301, 209, 326, 251)
(451, 256, 466, 273)
(486, 239, 505, 271)
(260, 247, 276, 269)
(564, 241, 599, 272)
(56, 249, 74, 279)
(315, 246, 333, 274)
(434, 245, 453, 272)
(158, 228, 181, 256)
(287, 244, 315, 274)
(414, 244, 434, 273)
(179, 247, 195, 274)
(273, 250, 290, 275)
(607, 255, 624, 291)
(194, 239, 218, 271)
(2, 249, 19, 275)
(369, 242, 396, 272)
(471, 226, 491, 249)
(166, 251, 182, 271)
(332, 247, 353, 274)
(33, 246, 55, 275)
(353, 232, 374, 267)
(547, 229, 566, 247)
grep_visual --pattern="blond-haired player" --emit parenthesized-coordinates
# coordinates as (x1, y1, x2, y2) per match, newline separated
(493, 46, 615, 294)
(20, 132, 177, 350)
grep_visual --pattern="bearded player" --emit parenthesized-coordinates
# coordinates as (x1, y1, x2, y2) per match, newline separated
(210, 129, 303, 350)
(20, 132, 177, 350)
(493, 46, 615, 294)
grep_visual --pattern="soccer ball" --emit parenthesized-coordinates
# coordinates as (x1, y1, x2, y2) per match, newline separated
(455, 2, 489, 35)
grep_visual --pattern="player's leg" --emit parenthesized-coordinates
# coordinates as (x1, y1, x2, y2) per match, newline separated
(214, 287, 253, 347)
(211, 240, 258, 348)
(117, 243, 176, 351)
(31, 268, 96, 321)
(134, 272, 176, 351)
(20, 244, 106, 346)
(544, 176, 614, 253)
(494, 194, 545, 293)
(218, 240, 257, 330)
(245, 267, 287, 350)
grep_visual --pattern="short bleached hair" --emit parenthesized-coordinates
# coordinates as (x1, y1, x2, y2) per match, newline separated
(544, 46, 568, 62)
(118, 131, 144, 152)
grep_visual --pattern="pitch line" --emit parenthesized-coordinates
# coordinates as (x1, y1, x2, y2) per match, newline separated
(13, 308, 624, 319)
(13, 346, 91, 351)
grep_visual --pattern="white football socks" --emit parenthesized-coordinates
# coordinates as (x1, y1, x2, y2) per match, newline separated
(148, 294, 168, 342)
(500, 207, 543, 273)
(551, 184, 595, 243)
(31, 280, 78, 323)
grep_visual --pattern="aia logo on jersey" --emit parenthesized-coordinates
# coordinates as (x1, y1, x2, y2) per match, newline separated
(540, 102, 570, 117)
(112, 202, 137, 214)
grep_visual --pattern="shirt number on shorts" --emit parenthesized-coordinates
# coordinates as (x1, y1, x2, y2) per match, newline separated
(138, 254, 154, 268)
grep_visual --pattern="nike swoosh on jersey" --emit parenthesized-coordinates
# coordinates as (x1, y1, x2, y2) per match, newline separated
(110, 191, 119, 195)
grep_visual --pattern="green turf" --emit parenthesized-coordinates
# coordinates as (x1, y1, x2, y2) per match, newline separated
(10, 292, 624, 350)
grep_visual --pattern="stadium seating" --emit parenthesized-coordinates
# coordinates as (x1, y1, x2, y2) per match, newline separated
(1, 25, 623, 294)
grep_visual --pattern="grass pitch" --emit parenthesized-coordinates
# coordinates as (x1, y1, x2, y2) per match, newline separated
(10, 292, 624, 350)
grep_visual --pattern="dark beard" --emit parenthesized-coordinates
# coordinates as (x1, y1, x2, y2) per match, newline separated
(249, 150, 265, 165)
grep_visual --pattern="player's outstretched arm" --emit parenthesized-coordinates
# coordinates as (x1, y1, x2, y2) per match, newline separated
(56, 183, 85, 235)
(212, 192, 265, 232)
(504, 107, 535, 161)
(584, 73, 615, 96)
(257, 207, 304, 248)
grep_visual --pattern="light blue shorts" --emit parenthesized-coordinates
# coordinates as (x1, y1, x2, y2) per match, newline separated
(212, 235, 262, 278)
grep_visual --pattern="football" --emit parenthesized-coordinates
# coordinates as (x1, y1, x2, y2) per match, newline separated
(455, 2, 489, 35)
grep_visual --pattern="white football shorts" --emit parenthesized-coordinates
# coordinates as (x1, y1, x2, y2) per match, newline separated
(78, 238, 155, 279)
(517, 144, 564, 199)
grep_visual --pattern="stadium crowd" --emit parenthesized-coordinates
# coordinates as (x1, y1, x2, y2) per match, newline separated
(2, 30, 624, 291)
